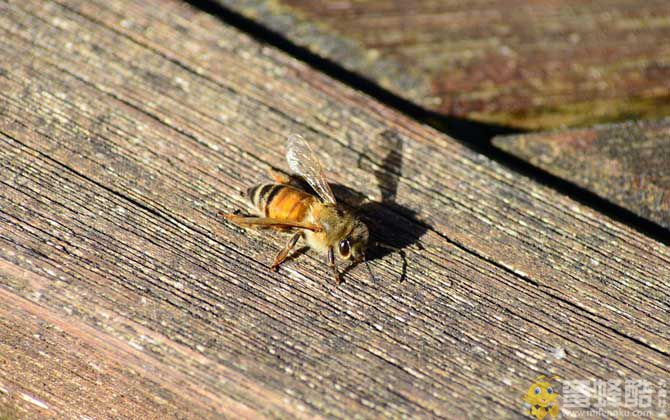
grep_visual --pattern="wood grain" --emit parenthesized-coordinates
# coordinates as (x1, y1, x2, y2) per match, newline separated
(0, 0, 669, 417)
(0, 264, 246, 419)
(217, 0, 670, 129)
(494, 118, 670, 229)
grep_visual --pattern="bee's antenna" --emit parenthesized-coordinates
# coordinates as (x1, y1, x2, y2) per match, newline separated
(373, 242, 401, 252)
(372, 242, 408, 282)
(363, 258, 378, 283)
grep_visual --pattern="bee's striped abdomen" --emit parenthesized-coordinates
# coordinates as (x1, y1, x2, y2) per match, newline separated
(247, 183, 281, 215)
(247, 184, 314, 222)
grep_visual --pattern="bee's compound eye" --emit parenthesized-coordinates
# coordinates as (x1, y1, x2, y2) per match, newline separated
(338, 239, 351, 258)
(534, 387, 541, 395)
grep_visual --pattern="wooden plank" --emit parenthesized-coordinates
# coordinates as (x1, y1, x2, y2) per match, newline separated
(494, 118, 670, 229)
(0, 265, 249, 419)
(214, 0, 670, 129)
(0, 0, 669, 417)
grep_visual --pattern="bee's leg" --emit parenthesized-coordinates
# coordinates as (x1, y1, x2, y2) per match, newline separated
(267, 169, 310, 189)
(267, 169, 291, 184)
(271, 232, 301, 272)
(327, 247, 342, 285)
(219, 212, 322, 232)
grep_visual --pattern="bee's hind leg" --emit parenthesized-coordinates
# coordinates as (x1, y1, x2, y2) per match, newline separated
(218, 212, 322, 232)
(271, 232, 301, 272)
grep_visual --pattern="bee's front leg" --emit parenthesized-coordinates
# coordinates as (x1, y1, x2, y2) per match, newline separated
(327, 247, 342, 285)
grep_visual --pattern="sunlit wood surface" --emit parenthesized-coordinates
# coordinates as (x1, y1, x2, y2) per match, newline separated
(0, 0, 669, 417)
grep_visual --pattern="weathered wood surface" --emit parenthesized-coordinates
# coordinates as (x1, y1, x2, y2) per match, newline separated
(0, 277, 231, 418)
(217, 0, 670, 130)
(0, 0, 669, 417)
(494, 118, 670, 230)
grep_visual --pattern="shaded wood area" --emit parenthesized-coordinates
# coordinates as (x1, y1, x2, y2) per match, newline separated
(217, 0, 670, 129)
(0, 0, 669, 417)
(494, 118, 670, 230)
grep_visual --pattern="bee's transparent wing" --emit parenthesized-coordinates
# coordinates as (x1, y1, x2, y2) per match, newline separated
(286, 134, 337, 205)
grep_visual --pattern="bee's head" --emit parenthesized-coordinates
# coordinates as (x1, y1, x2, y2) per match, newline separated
(336, 218, 369, 263)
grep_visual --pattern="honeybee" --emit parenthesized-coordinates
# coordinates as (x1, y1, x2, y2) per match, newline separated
(220, 134, 369, 284)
